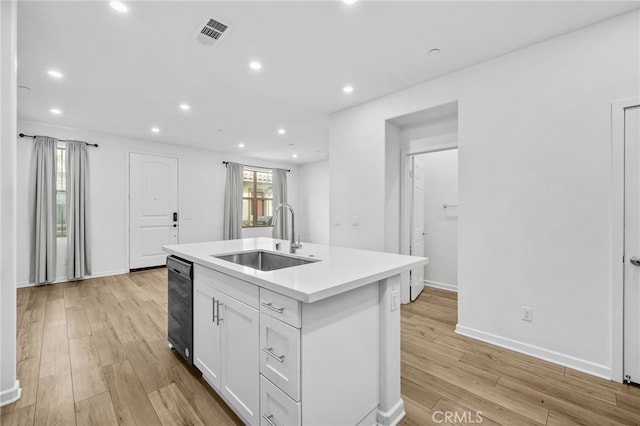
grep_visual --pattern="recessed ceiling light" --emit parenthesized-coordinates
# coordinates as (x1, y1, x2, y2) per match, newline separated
(342, 85, 354, 94)
(47, 70, 63, 79)
(249, 61, 263, 71)
(179, 103, 190, 111)
(343, 0, 358, 4)
(110, 1, 130, 13)
(277, 128, 286, 135)
(238, 143, 245, 148)
(50, 108, 62, 115)
(428, 48, 441, 55)
(292, 154, 298, 158)
(151, 127, 160, 133)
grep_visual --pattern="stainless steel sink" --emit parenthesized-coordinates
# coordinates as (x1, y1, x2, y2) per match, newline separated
(212, 250, 319, 272)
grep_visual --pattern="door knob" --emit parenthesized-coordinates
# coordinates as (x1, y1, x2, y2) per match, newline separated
(630, 257, 640, 266)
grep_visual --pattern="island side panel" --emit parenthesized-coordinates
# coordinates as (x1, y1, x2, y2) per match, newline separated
(300, 283, 379, 425)
(377, 274, 405, 425)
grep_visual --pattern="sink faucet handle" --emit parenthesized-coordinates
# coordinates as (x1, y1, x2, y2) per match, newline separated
(296, 235, 302, 248)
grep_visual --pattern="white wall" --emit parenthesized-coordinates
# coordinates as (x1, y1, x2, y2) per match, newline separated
(297, 160, 330, 244)
(402, 117, 458, 154)
(385, 122, 402, 253)
(419, 149, 458, 290)
(0, 0, 20, 407)
(329, 11, 640, 377)
(16, 120, 298, 285)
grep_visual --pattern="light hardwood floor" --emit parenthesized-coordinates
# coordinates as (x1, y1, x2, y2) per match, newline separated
(1, 269, 639, 425)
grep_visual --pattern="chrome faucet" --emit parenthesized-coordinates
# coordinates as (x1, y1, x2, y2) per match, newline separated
(271, 203, 301, 253)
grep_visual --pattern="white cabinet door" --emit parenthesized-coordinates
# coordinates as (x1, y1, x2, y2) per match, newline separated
(220, 294, 260, 425)
(193, 281, 222, 389)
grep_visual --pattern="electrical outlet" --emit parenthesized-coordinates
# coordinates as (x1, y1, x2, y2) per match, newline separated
(391, 287, 399, 311)
(352, 216, 359, 226)
(335, 216, 342, 226)
(522, 306, 533, 322)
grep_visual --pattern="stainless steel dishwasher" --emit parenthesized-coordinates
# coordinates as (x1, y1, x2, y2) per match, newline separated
(167, 255, 193, 365)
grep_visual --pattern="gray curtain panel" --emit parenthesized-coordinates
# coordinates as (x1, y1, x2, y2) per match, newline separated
(66, 141, 91, 279)
(34, 136, 57, 284)
(223, 162, 243, 240)
(271, 168, 289, 240)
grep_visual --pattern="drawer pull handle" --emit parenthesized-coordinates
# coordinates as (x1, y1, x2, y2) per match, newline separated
(262, 347, 285, 363)
(263, 413, 278, 426)
(261, 302, 284, 314)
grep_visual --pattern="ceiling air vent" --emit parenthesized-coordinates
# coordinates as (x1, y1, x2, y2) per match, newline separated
(194, 17, 229, 46)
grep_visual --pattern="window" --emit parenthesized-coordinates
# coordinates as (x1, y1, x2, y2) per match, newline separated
(242, 169, 273, 227)
(56, 145, 66, 237)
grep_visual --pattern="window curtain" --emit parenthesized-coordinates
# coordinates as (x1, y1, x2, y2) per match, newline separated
(272, 168, 288, 240)
(223, 162, 243, 240)
(34, 136, 57, 284)
(66, 141, 91, 279)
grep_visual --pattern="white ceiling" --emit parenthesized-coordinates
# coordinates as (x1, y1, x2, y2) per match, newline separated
(17, 1, 639, 163)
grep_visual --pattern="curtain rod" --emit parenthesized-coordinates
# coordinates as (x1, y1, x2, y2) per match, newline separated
(19, 133, 99, 148)
(222, 161, 290, 173)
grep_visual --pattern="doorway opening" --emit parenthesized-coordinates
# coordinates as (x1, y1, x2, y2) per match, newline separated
(410, 148, 459, 299)
(386, 101, 459, 304)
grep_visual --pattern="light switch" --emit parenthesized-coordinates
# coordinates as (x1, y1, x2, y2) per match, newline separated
(335, 216, 342, 226)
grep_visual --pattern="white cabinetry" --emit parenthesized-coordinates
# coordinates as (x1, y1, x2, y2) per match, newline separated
(194, 264, 384, 426)
(193, 280, 222, 388)
(260, 313, 300, 401)
(193, 265, 260, 425)
(259, 283, 380, 426)
(220, 295, 260, 423)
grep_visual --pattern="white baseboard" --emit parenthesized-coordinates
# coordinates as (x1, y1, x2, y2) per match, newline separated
(0, 380, 21, 407)
(16, 269, 129, 288)
(455, 324, 612, 380)
(424, 280, 458, 292)
(376, 399, 405, 426)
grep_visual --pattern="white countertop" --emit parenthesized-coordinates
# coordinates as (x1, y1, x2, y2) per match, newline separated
(163, 238, 427, 303)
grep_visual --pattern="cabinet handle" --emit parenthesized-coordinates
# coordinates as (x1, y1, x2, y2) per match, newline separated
(216, 300, 223, 326)
(262, 414, 277, 426)
(261, 302, 284, 314)
(262, 347, 285, 363)
(212, 297, 216, 323)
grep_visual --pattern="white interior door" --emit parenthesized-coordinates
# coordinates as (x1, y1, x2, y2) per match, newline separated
(410, 156, 425, 301)
(129, 153, 178, 269)
(624, 105, 640, 384)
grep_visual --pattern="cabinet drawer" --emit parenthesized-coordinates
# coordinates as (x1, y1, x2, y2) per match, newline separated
(260, 375, 301, 426)
(260, 288, 301, 328)
(195, 264, 259, 308)
(260, 313, 300, 401)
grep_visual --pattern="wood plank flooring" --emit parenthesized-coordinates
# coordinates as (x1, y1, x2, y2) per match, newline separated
(399, 288, 640, 426)
(2, 269, 639, 425)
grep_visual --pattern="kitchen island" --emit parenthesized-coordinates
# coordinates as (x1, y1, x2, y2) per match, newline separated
(163, 238, 426, 426)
